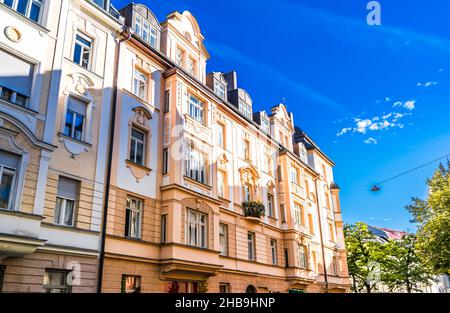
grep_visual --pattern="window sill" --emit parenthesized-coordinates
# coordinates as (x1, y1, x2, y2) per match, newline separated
(122, 89, 156, 109)
(0, 98, 39, 116)
(58, 133, 92, 148)
(126, 160, 152, 182)
(183, 113, 209, 129)
(0, 208, 44, 220)
(183, 175, 212, 190)
(64, 58, 103, 79)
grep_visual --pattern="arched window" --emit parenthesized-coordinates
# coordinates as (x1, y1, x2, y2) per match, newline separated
(245, 285, 257, 293)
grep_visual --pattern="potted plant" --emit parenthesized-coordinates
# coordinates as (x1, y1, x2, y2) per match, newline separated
(242, 201, 265, 218)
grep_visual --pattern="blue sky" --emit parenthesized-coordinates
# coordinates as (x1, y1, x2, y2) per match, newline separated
(112, 0, 450, 231)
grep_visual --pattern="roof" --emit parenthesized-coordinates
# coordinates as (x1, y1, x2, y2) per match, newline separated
(368, 225, 408, 241)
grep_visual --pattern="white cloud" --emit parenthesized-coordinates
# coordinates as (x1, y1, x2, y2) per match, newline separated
(364, 137, 378, 145)
(417, 81, 438, 87)
(393, 100, 415, 111)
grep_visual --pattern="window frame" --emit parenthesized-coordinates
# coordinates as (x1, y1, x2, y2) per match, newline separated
(270, 239, 278, 265)
(125, 196, 143, 239)
(188, 94, 205, 124)
(297, 244, 308, 269)
(63, 102, 86, 142)
(161, 214, 167, 243)
(219, 283, 230, 293)
(247, 232, 256, 261)
(43, 269, 72, 293)
(162, 148, 169, 175)
(121, 275, 141, 293)
(1, 0, 43, 23)
(219, 223, 228, 256)
(185, 144, 207, 184)
(214, 80, 226, 100)
(267, 193, 274, 217)
(186, 209, 207, 249)
(73, 32, 93, 70)
(129, 127, 146, 166)
(217, 170, 226, 198)
(0, 164, 16, 211)
(293, 202, 304, 226)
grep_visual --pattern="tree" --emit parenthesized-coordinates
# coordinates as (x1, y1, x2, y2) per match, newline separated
(344, 222, 386, 293)
(406, 161, 450, 275)
(383, 234, 435, 293)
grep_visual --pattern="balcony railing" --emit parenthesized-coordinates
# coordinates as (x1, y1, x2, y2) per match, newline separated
(86, 0, 125, 23)
(242, 201, 265, 218)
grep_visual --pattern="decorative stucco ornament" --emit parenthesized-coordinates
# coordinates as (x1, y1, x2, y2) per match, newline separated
(4, 26, 22, 43)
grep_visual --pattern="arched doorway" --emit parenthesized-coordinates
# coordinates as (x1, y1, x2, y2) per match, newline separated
(245, 285, 257, 293)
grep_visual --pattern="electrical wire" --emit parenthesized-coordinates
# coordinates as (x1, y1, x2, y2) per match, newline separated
(340, 153, 450, 190)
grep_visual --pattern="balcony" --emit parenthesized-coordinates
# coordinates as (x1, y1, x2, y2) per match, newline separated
(242, 201, 265, 223)
(85, 0, 125, 23)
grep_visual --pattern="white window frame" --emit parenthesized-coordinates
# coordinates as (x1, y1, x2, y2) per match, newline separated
(298, 244, 308, 269)
(73, 32, 93, 70)
(186, 209, 207, 248)
(1, 0, 43, 23)
(214, 80, 226, 100)
(247, 232, 256, 261)
(185, 145, 207, 184)
(188, 95, 204, 124)
(267, 193, 274, 217)
(217, 123, 225, 148)
(130, 127, 146, 166)
(270, 239, 277, 265)
(219, 223, 228, 256)
(64, 107, 85, 141)
(132, 68, 148, 100)
(294, 203, 303, 226)
(0, 165, 16, 211)
(176, 48, 183, 66)
(125, 197, 142, 239)
(54, 197, 76, 227)
(134, 14, 158, 48)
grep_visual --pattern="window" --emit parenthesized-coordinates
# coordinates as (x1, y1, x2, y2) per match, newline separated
(217, 123, 225, 148)
(267, 193, 274, 217)
(162, 148, 169, 175)
(43, 269, 72, 293)
(186, 209, 207, 248)
(185, 145, 207, 184)
(54, 177, 79, 227)
(189, 95, 204, 124)
(261, 117, 269, 133)
(0, 265, 5, 293)
(0, 49, 33, 107)
(245, 285, 257, 293)
(164, 90, 170, 113)
(312, 251, 317, 272)
(130, 127, 146, 166)
(243, 183, 251, 202)
(280, 204, 286, 223)
(247, 232, 255, 261)
(284, 248, 289, 268)
(304, 179, 310, 197)
(217, 170, 226, 198)
(219, 223, 228, 256)
(64, 96, 87, 141)
(176, 48, 183, 66)
(265, 154, 272, 174)
(297, 244, 308, 269)
(135, 14, 158, 48)
(125, 197, 142, 239)
(219, 283, 230, 293)
(290, 167, 299, 185)
(1, 0, 43, 22)
(185, 282, 198, 293)
(214, 81, 226, 100)
(329, 222, 335, 242)
(121, 275, 141, 293)
(293, 203, 304, 226)
(188, 58, 195, 75)
(270, 239, 277, 265)
(332, 256, 339, 276)
(132, 69, 148, 100)
(243, 139, 250, 160)
(73, 32, 92, 69)
(308, 213, 314, 235)
(0, 150, 19, 210)
(238, 99, 252, 119)
(161, 214, 167, 243)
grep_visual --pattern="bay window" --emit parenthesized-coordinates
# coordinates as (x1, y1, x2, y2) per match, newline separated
(54, 177, 79, 227)
(125, 197, 142, 239)
(1, 0, 43, 23)
(186, 209, 207, 248)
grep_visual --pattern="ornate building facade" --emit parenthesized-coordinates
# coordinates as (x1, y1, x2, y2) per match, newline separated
(0, 0, 350, 293)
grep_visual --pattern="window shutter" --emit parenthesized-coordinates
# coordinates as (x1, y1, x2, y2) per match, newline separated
(68, 96, 87, 116)
(0, 150, 20, 169)
(57, 177, 79, 200)
(0, 49, 33, 96)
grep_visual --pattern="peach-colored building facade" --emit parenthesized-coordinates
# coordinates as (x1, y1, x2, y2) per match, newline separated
(0, 0, 349, 293)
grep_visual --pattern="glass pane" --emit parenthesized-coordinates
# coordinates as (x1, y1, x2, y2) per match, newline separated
(16, 0, 28, 15)
(64, 200, 74, 226)
(81, 49, 90, 69)
(1, 88, 13, 102)
(15, 93, 27, 106)
(3, 0, 14, 8)
(125, 209, 130, 236)
(73, 44, 82, 65)
(0, 172, 14, 209)
(131, 128, 144, 141)
(136, 142, 144, 165)
(76, 35, 92, 48)
(130, 139, 136, 163)
(29, 2, 41, 22)
(54, 197, 62, 224)
(74, 114, 84, 140)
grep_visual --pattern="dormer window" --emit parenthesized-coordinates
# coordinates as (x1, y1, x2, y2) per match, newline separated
(214, 81, 226, 100)
(1, 0, 43, 23)
(238, 99, 252, 119)
(261, 117, 270, 133)
(135, 15, 158, 48)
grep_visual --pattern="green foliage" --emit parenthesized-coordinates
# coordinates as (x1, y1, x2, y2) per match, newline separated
(344, 222, 386, 293)
(406, 161, 450, 275)
(383, 234, 435, 293)
(242, 201, 265, 218)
